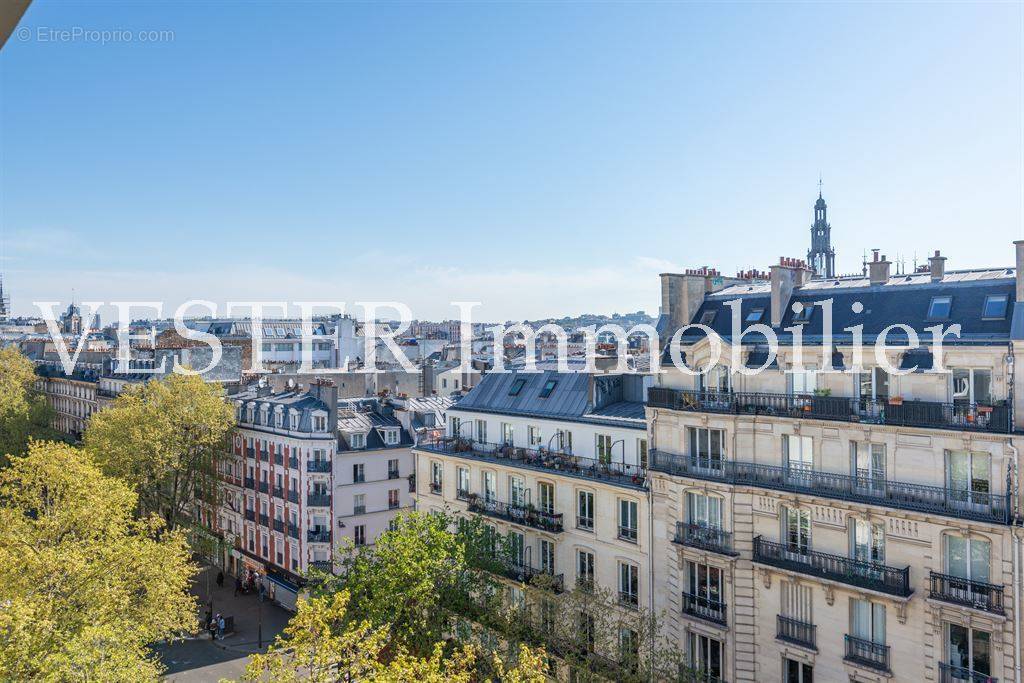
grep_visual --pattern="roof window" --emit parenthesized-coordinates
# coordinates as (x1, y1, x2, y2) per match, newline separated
(508, 378, 526, 396)
(745, 308, 765, 322)
(927, 296, 952, 320)
(699, 310, 717, 326)
(791, 303, 813, 323)
(983, 294, 1008, 319)
(538, 379, 558, 398)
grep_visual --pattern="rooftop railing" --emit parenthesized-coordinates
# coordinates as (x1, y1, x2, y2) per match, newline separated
(650, 451, 1010, 525)
(417, 437, 647, 489)
(674, 522, 738, 556)
(467, 496, 563, 533)
(647, 387, 1011, 434)
(753, 536, 912, 597)
(929, 571, 1004, 615)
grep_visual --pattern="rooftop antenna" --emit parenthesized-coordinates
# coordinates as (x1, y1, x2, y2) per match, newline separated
(912, 251, 918, 272)
(861, 249, 868, 276)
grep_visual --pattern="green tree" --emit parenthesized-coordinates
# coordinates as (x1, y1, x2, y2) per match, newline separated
(0, 441, 197, 681)
(84, 372, 234, 530)
(0, 346, 55, 462)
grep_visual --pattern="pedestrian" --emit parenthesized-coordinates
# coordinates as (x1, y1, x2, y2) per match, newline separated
(216, 614, 225, 640)
(207, 616, 217, 641)
(216, 570, 224, 587)
(234, 575, 242, 596)
(257, 580, 266, 602)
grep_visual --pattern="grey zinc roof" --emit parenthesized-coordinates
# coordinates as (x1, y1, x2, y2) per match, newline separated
(452, 371, 591, 419)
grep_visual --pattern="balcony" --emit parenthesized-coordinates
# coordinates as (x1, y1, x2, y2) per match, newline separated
(244, 476, 255, 489)
(681, 592, 727, 626)
(677, 667, 725, 683)
(258, 481, 269, 494)
(500, 560, 564, 593)
(650, 451, 1010, 525)
(618, 526, 638, 543)
(929, 571, 1004, 615)
(417, 437, 647, 490)
(309, 560, 333, 573)
(844, 634, 890, 673)
(244, 509, 255, 522)
(753, 536, 912, 597)
(272, 486, 284, 499)
(388, 469, 400, 480)
(939, 662, 997, 683)
(307, 493, 332, 507)
(287, 524, 299, 539)
(467, 496, 563, 533)
(308, 529, 331, 543)
(618, 591, 639, 609)
(776, 615, 816, 650)
(674, 522, 738, 557)
(287, 490, 299, 504)
(456, 488, 471, 501)
(647, 387, 1011, 434)
(306, 460, 331, 473)
(288, 456, 299, 469)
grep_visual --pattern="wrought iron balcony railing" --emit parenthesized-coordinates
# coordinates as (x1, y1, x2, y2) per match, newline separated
(272, 519, 284, 533)
(287, 490, 299, 504)
(272, 486, 284, 499)
(674, 522, 738, 556)
(467, 496, 564, 533)
(309, 560, 333, 573)
(307, 529, 331, 543)
(306, 460, 331, 473)
(244, 509, 255, 522)
(288, 456, 299, 469)
(939, 662, 997, 683)
(681, 591, 727, 626)
(647, 387, 1011, 434)
(456, 488, 471, 501)
(500, 560, 565, 593)
(618, 526, 638, 543)
(776, 615, 816, 650)
(753, 536, 912, 597)
(417, 437, 647, 489)
(844, 634, 891, 673)
(243, 476, 255, 489)
(650, 451, 1010, 525)
(929, 571, 1004, 615)
(287, 524, 299, 539)
(258, 481, 269, 494)
(258, 513, 269, 527)
(307, 493, 331, 507)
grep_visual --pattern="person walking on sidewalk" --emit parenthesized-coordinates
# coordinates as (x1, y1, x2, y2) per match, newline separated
(234, 575, 242, 596)
(216, 570, 224, 588)
(216, 614, 225, 640)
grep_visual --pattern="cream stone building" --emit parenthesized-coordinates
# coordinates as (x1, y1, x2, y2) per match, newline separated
(647, 241, 1024, 682)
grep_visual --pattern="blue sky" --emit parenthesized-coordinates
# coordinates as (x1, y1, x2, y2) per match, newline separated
(2, 1, 1021, 321)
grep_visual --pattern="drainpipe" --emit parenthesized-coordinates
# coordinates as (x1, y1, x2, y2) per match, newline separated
(647, 410, 657, 682)
(1009, 439, 1021, 683)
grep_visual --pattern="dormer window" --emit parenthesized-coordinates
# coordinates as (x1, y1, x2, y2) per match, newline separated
(350, 433, 365, 449)
(699, 310, 717, 326)
(982, 294, 1008, 320)
(259, 405, 269, 424)
(383, 429, 399, 445)
(313, 415, 327, 432)
(745, 308, 765, 322)
(928, 296, 952, 320)
(791, 302, 814, 324)
(508, 378, 526, 396)
(289, 411, 299, 431)
(247, 404, 255, 422)
(274, 411, 283, 428)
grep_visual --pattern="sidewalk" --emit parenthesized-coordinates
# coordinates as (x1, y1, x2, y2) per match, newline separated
(192, 565, 293, 655)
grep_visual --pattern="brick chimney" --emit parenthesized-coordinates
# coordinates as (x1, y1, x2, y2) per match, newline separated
(659, 272, 708, 338)
(927, 250, 946, 282)
(770, 257, 808, 327)
(868, 250, 891, 285)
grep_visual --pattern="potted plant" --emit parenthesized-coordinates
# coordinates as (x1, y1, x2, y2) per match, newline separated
(888, 395, 903, 406)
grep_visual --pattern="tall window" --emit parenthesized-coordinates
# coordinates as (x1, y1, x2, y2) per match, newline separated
(850, 518, 885, 564)
(699, 365, 731, 393)
(596, 434, 613, 463)
(388, 458, 399, 478)
(851, 442, 885, 490)
(538, 482, 554, 514)
(353, 494, 365, 514)
(430, 461, 443, 493)
(686, 491, 723, 528)
(539, 539, 555, 573)
(782, 506, 810, 553)
(780, 580, 813, 624)
(528, 425, 542, 447)
(947, 624, 991, 678)
(618, 561, 639, 607)
(457, 467, 470, 496)
(509, 475, 528, 507)
(352, 463, 365, 483)
(686, 560, 722, 617)
(637, 438, 648, 469)
(388, 489, 399, 509)
(789, 369, 817, 395)
(784, 658, 813, 683)
(952, 369, 992, 405)
(508, 531, 525, 566)
(354, 525, 366, 546)
(687, 633, 723, 679)
(475, 419, 487, 443)
(483, 471, 496, 503)
(687, 427, 725, 470)
(577, 549, 595, 588)
(501, 422, 514, 445)
(850, 598, 885, 647)
(947, 450, 991, 507)
(945, 535, 991, 583)
(618, 499, 638, 542)
(450, 416, 461, 437)
(556, 429, 573, 453)
(577, 490, 594, 530)
(858, 367, 890, 401)
(783, 434, 814, 474)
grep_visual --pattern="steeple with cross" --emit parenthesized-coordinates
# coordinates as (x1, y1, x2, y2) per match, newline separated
(807, 180, 836, 278)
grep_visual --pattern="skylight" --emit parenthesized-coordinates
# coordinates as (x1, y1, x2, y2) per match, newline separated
(983, 294, 1008, 319)
(538, 379, 558, 398)
(700, 310, 717, 326)
(927, 296, 952, 320)
(792, 303, 813, 323)
(508, 378, 526, 396)
(745, 308, 764, 322)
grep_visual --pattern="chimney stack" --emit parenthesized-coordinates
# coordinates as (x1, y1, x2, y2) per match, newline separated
(868, 250, 891, 285)
(927, 250, 946, 282)
(659, 272, 706, 347)
(769, 257, 800, 327)
(1015, 241, 1024, 302)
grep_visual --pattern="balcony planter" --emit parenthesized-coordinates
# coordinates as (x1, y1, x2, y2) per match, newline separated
(888, 396, 903, 406)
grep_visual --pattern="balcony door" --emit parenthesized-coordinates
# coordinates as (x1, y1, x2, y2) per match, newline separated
(687, 632, 723, 680)
(686, 491, 723, 529)
(945, 535, 992, 608)
(783, 435, 814, 486)
(686, 560, 723, 620)
(946, 624, 991, 679)
(947, 450, 992, 512)
(687, 427, 725, 475)
(857, 368, 890, 420)
(850, 598, 886, 646)
(782, 506, 811, 558)
(851, 442, 886, 494)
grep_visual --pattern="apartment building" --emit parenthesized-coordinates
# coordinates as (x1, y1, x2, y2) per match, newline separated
(413, 371, 652, 623)
(34, 359, 101, 440)
(646, 243, 1024, 682)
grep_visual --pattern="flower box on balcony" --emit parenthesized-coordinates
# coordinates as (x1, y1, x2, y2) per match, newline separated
(888, 396, 903, 406)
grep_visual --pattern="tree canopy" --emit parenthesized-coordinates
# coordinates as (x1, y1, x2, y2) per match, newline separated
(0, 441, 197, 681)
(84, 372, 235, 530)
(0, 346, 55, 462)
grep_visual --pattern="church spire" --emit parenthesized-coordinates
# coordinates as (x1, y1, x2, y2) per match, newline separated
(807, 185, 835, 278)
(0, 273, 9, 323)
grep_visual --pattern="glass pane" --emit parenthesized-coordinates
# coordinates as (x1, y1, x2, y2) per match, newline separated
(970, 539, 991, 583)
(953, 370, 971, 401)
(947, 624, 969, 668)
(971, 453, 991, 494)
(973, 370, 992, 404)
(971, 630, 991, 675)
(948, 452, 969, 490)
(946, 536, 968, 577)
(851, 600, 870, 639)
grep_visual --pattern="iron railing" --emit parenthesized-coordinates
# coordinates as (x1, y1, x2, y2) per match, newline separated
(307, 493, 331, 507)
(844, 634, 890, 672)
(681, 592, 727, 626)
(500, 560, 565, 593)
(287, 490, 299, 504)
(287, 524, 299, 539)
(417, 437, 647, 489)
(257, 481, 269, 494)
(939, 662, 997, 683)
(272, 486, 284, 499)
(650, 451, 1010, 525)
(776, 615, 816, 650)
(306, 460, 331, 473)
(309, 560, 333, 573)
(674, 522, 738, 556)
(753, 536, 912, 597)
(272, 519, 284, 533)
(647, 387, 1011, 434)
(618, 590, 639, 609)
(467, 497, 564, 532)
(307, 529, 331, 543)
(929, 571, 1004, 615)
(244, 509, 255, 522)
(456, 488, 471, 501)
(618, 526, 638, 543)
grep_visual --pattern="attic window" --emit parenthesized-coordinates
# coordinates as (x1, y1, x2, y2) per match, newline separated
(508, 379, 526, 396)
(983, 294, 1008, 320)
(792, 303, 813, 323)
(699, 310, 717, 326)
(927, 296, 952, 320)
(539, 379, 558, 398)
(745, 308, 765, 322)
